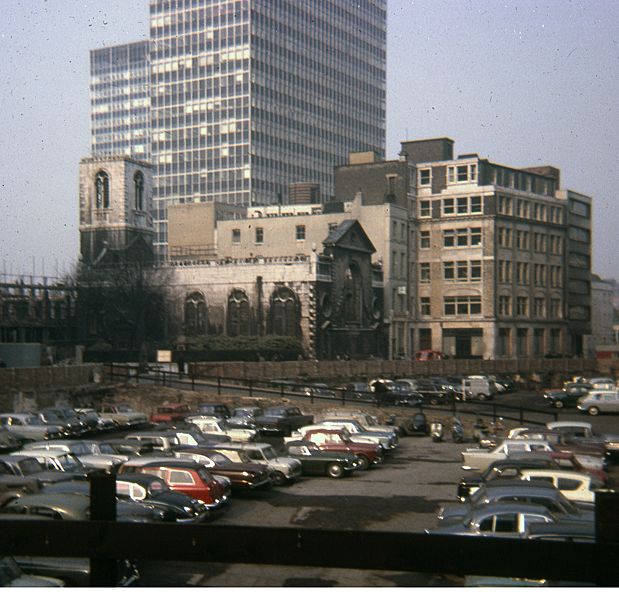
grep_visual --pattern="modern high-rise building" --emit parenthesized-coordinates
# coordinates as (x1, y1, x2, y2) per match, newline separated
(149, 0, 386, 253)
(90, 41, 151, 162)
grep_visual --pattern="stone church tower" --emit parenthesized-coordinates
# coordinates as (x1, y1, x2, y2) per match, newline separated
(79, 157, 154, 266)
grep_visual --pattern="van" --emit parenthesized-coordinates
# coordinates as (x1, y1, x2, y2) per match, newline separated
(462, 377, 497, 401)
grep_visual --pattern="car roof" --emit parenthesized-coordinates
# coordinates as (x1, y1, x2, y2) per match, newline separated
(123, 456, 197, 467)
(546, 421, 592, 430)
(467, 502, 555, 518)
(9, 492, 90, 510)
(12, 449, 74, 458)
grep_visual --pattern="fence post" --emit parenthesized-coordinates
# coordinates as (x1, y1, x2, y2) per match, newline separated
(217, 377, 222, 395)
(310, 388, 314, 404)
(89, 471, 117, 587)
(493, 402, 497, 422)
(280, 383, 285, 398)
(191, 374, 195, 391)
(249, 380, 253, 397)
(162, 370, 166, 387)
(341, 389, 346, 406)
(519, 406, 524, 425)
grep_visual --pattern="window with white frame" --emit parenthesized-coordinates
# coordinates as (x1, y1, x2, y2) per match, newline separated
(443, 227, 482, 248)
(516, 296, 529, 317)
(420, 297, 431, 316)
(232, 228, 241, 243)
(419, 230, 430, 249)
(296, 225, 306, 241)
(419, 168, 431, 186)
(419, 200, 431, 218)
(444, 296, 482, 316)
(447, 163, 477, 184)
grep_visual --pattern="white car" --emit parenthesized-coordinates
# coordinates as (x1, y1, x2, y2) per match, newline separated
(519, 469, 603, 504)
(185, 415, 256, 442)
(461, 440, 554, 471)
(577, 391, 619, 416)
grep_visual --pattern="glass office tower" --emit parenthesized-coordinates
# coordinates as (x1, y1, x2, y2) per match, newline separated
(90, 41, 151, 162)
(149, 0, 386, 252)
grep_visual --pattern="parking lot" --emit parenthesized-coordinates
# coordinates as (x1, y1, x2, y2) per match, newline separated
(136, 435, 472, 586)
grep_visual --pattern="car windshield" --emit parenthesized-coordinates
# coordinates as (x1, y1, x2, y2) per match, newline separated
(24, 416, 46, 426)
(66, 442, 89, 455)
(19, 458, 44, 474)
(116, 405, 134, 413)
(58, 453, 82, 470)
(209, 452, 232, 465)
(262, 447, 277, 460)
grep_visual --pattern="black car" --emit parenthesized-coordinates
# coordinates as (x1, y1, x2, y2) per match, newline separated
(37, 408, 87, 438)
(196, 403, 231, 419)
(544, 383, 592, 409)
(284, 441, 360, 478)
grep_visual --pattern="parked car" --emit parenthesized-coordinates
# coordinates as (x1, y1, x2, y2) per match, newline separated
(185, 415, 256, 442)
(525, 521, 595, 542)
(385, 412, 429, 436)
(303, 420, 398, 452)
(10, 449, 94, 478)
(284, 441, 361, 478)
(426, 502, 565, 537)
(0, 555, 64, 587)
(98, 404, 149, 428)
(0, 414, 64, 442)
(0, 427, 23, 453)
(578, 390, 619, 416)
(0, 473, 43, 507)
(22, 440, 127, 473)
(212, 442, 302, 486)
(461, 439, 555, 471)
(518, 469, 603, 504)
(456, 455, 563, 501)
(462, 377, 497, 402)
(172, 447, 273, 492)
(320, 409, 400, 437)
(395, 379, 449, 405)
(2, 491, 166, 523)
(74, 407, 117, 432)
(150, 403, 193, 424)
(292, 383, 336, 399)
(124, 431, 184, 452)
(36, 408, 88, 438)
(338, 382, 375, 403)
(253, 405, 314, 436)
(0, 455, 79, 487)
(196, 403, 231, 419)
(297, 428, 382, 470)
(438, 480, 594, 524)
(117, 457, 230, 509)
(543, 383, 592, 409)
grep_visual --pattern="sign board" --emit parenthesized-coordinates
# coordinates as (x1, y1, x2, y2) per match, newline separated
(157, 350, 172, 363)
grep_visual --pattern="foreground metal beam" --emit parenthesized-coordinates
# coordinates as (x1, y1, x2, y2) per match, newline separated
(1, 521, 617, 585)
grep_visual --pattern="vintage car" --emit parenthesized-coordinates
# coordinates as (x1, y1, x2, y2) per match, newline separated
(320, 409, 399, 437)
(125, 431, 184, 452)
(0, 427, 23, 453)
(337, 382, 375, 403)
(461, 439, 555, 471)
(577, 390, 619, 416)
(253, 405, 314, 436)
(229, 406, 264, 425)
(290, 421, 397, 453)
(518, 469, 603, 504)
(212, 442, 302, 485)
(184, 415, 256, 443)
(284, 441, 360, 478)
(98, 404, 149, 428)
(525, 521, 595, 542)
(0, 455, 79, 487)
(195, 403, 231, 419)
(49, 407, 97, 434)
(311, 419, 398, 451)
(116, 473, 211, 523)
(73, 407, 116, 432)
(150, 403, 193, 424)
(457, 455, 566, 501)
(0, 414, 64, 442)
(426, 502, 564, 537)
(438, 480, 594, 524)
(36, 408, 88, 438)
(1, 491, 166, 522)
(173, 447, 273, 491)
(297, 428, 382, 470)
(22, 440, 127, 473)
(117, 457, 230, 509)
(543, 383, 592, 409)
(0, 555, 64, 587)
(394, 379, 449, 405)
(10, 449, 95, 478)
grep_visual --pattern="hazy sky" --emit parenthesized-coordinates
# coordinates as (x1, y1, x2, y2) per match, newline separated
(1, 0, 617, 280)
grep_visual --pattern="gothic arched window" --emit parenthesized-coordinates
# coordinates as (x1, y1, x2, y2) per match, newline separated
(95, 171, 110, 209)
(269, 287, 299, 337)
(185, 292, 207, 337)
(134, 171, 144, 211)
(227, 289, 251, 337)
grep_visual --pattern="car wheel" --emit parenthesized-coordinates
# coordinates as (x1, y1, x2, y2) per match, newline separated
(477, 394, 488, 402)
(272, 471, 287, 486)
(588, 406, 600, 416)
(327, 463, 344, 479)
(554, 400, 564, 409)
(356, 454, 370, 470)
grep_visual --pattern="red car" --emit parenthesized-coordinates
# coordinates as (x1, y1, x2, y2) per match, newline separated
(119, 458, 229, 509)
(301, 429, 382, 470)
(150, 403, 193, 424)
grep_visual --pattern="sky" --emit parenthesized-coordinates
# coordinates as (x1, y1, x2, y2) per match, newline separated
(0, 0, 617, 280)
